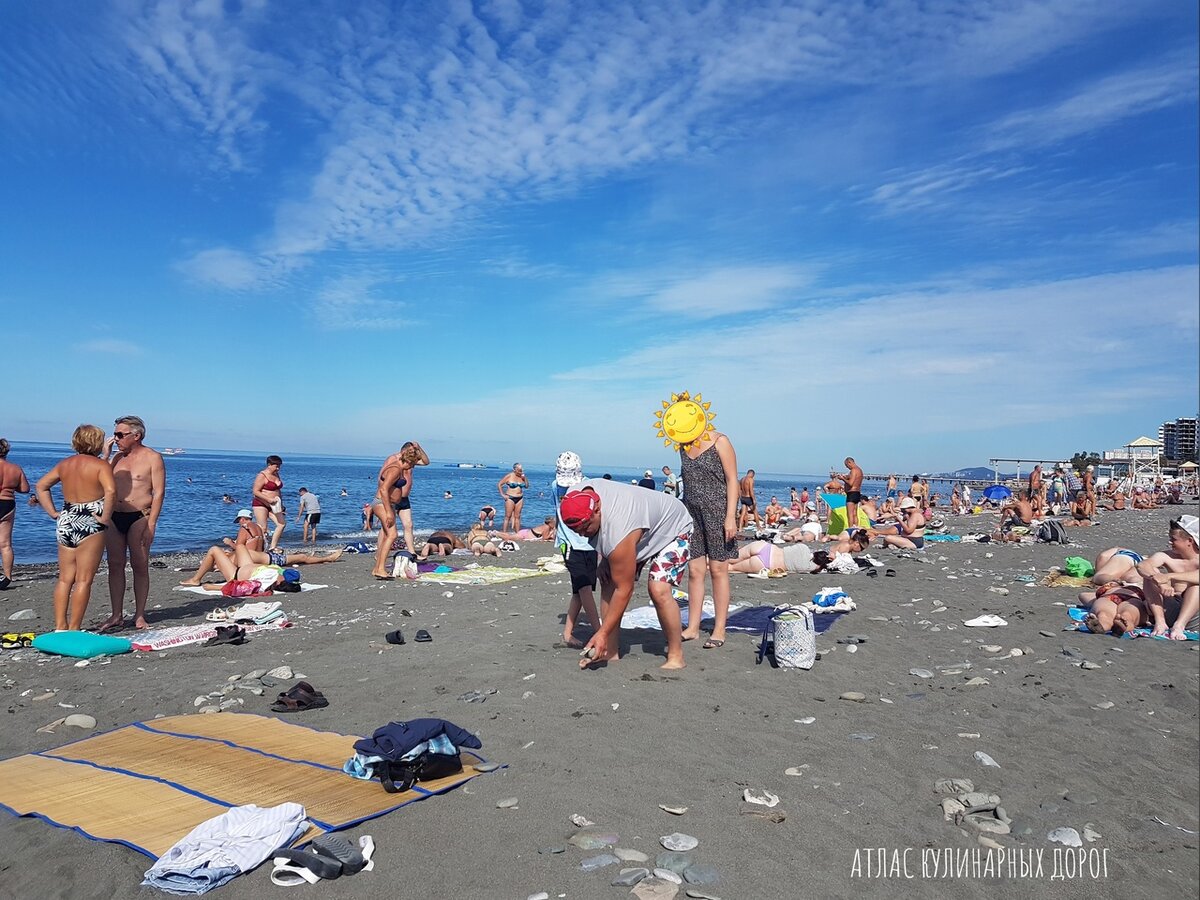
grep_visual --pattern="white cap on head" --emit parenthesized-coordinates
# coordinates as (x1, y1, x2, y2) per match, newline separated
(1177, 514, 1199, 547)
(234, 509, 253, 521)
(899, 497, 917, 509)
(555, 450, 583, 487)
(644, 470, 653, 478)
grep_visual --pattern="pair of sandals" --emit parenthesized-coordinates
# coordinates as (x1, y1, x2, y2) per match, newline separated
(204, 626, 248, 647)
(270, 834, 375, 886)
(1, 632, 34, 649)
(271, 680, 329, 713)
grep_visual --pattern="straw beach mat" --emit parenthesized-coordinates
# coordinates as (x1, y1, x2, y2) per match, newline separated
(0, 713, 490, 858)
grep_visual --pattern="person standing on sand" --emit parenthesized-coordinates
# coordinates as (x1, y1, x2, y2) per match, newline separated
(0, 439, 31, 590)
(737, 469, 760, 530)
(886, 473, 897, 499)
(252, 456, 287, 551)
(552, 451, 601, 649)
(100, 416, 164, 632)
(562, 480, 692, 670)
(661, 465, 679, 498)
(1029, 465, 1044, 516)
(679, 427, 740, 648)
(36, 426, 115, 631)
(834, 457, 864, 533)
(370, 441, 429, 579)
(296, 488, 321, 544)
(1083, 465, 1097, 519)
(498, 463, 529, 533)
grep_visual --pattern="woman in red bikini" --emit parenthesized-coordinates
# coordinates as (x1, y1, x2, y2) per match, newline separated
(252, 456, 286, 551)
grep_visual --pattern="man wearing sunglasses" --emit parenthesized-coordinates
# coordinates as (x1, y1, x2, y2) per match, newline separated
(99, 415, 165, 631)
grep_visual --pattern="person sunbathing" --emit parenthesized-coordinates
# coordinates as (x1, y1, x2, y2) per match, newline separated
(1079, 582, 1148, 636)
(998, 491, 1035, 529)
(1090, 546, 1149, 586)
(180, 543, 342, 585)
(466, 524, 500, 557)
(1062, 494, 1093, 527)
(780, 516, 823, 543)
(417, 530, 465, 559)
(490, 516, 557, 542)
(727, 541, 835, 575)
(819, 528, 870, 554)
(869, 498, 925, 549)
(1100, 491, 1127, 511)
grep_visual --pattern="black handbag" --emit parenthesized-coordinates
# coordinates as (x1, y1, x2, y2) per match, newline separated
(379, 750, 463, 793)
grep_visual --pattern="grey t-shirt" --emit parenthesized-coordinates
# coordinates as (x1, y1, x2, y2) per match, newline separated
(781, 543, 817, 574)
(577, 478, 693, 564)
(299, 492, 321, 514)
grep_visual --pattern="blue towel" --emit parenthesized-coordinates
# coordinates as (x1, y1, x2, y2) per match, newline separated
(1067, 606, 1198, 640)
(726, 605, 845, 635)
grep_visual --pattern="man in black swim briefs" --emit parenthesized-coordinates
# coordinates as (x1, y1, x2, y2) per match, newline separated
(101, 416, 165, 632)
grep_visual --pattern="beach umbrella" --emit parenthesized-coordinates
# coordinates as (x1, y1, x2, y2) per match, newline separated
(982, 484, 1012, 502)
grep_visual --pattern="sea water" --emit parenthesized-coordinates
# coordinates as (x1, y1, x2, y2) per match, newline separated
(4, 442, 955, 564)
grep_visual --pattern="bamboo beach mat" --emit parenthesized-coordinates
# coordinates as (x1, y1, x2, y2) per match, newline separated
(0, 713, 489, 858)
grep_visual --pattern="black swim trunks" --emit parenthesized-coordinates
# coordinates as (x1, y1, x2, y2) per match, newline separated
(111, 510, 146, 536)
(563, 547, 598, 593)
(846, 491, 862, 504)
(305, 512, 322, 525)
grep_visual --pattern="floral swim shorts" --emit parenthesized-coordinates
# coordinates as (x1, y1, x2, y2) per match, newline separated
(646, 529, 692, 587)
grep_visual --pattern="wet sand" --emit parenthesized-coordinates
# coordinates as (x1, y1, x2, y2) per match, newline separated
(0, 507, 1196, 899)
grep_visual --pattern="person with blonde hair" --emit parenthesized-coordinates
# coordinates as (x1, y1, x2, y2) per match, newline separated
(370, 441, 430, 579)
(0, 438, 30, 590)
(35, 426, 115, 630)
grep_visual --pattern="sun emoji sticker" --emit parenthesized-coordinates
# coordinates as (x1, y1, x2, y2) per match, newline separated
(654, 391, 714, 449)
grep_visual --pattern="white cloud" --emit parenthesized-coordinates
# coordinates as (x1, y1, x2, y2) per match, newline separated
(589, 264, 816, 319)
(310, 274, 409, 330)
(175, 247, 274, 290)
(984, 58, 1198, 152)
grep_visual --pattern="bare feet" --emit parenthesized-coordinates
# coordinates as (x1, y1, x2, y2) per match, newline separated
(681, 630, 700, 642)
(660, 657, 686, 670)
(133, 616, 149, 629)
(326, 550, 343, 562)
(96, 618, 124, 634)
(178, 578, 202, 586)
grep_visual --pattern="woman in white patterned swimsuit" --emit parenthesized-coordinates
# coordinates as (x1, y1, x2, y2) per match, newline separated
(34, 425, 116, 631)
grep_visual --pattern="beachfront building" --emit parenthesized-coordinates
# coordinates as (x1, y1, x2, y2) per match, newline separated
(1158, 416, 1199, 463)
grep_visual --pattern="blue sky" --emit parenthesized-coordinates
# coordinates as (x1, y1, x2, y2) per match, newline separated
(2, 0, 1197, 474)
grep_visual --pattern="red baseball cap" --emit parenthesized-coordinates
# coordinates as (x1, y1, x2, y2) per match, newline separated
(560, 490, 598, 527)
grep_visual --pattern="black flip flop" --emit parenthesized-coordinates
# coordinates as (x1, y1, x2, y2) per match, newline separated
(885, 568, 897, 577)
(385, 629, 406, 645)
(864, 568, 878, 578)
(414, 629, 432, 643)
(205, 626, 248, 646)
(273, 847, 343, 880)
(310, 834, 367, 875)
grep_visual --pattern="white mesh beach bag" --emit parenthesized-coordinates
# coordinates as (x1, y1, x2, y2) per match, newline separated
(758, 605, 816, 670)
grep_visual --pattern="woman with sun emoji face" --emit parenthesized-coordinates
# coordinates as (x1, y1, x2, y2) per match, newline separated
(655, 392, 740, 649)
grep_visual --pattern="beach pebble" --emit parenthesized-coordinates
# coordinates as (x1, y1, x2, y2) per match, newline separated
(632, 879, 680, 900)
(660, 832, 699, 851)
(538, 846, 566, 855)
(570, 813, 594, 827)
(959, 792, 1000, 807)
(656, 851, 692, 873)
(74, 660, 90, 668)
(849, 733, 876, 741)
(226, 674, 242, 682)
(742, 789, 779, 808)
(795, 717, 816, 724)
(473, 762, 501, 773)
(579, 853, 620, 871)
(987, 587, 1009, 595)
(1092, 701, 1115, 710)
(966, 815, 1010, 835)
(973, 751, 1001, 768)
(568, 828, 618, 850)
(654, 868, 684, 884)
(244, 669, 266, 680)
(442, 591, 454, 598)
(7, 609, 37, 621)
(839, 692, 867, 702)
(941, 798, 966, 821)
(199, 705, 220, 714)
(935, 778, 974, 795)
(496, 797, 519, 809)
(527, 893, 549, 900)
(683, 864, 719, 886)
(218, 698, 242, 710)
(265, 666, 293, 680)
(784, 766, 808, 777)
(981, 645, 1002, 653)
(193, 696, 208, 707)
(612, 868, 650, 886)
(1081, 661, 1101, 670)
(1009, 820, 1033, 836)
(686, 891, 722, 900)
(909, 668, 934, 679)
(845, 644, 857, 653)
(1083, 824, 1102, 842)
(1048, 827, 1083, 847)
(615, 848, 650, 863)
(995, 807, 1011, 824)
(659, 804, 688, 816)
(36, 717, 67, 734)
(963, 677, 990, 687)
(978, 836, 1005, 850)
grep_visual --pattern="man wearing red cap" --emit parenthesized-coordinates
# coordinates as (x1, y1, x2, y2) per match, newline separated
(559, 479, 693, 670)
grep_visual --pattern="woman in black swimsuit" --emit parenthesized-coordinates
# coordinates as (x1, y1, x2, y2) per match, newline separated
(417, 530, 464, 560)
(0, 439, 30, 590)
(371, 442, 430, 579)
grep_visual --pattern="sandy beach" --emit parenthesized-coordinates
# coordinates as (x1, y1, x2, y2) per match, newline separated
(0, 506, 1196, 899)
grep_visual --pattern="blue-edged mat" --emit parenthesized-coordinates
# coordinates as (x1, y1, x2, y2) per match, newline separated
(0, 713, 496, 858)
(727, 605, 847, 635)
(1067, 606, 1198, 641)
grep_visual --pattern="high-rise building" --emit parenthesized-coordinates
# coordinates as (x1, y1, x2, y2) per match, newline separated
(1159, 417, 1199, 462)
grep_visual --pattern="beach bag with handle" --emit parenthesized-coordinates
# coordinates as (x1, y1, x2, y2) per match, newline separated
(757, 605, 816, 670)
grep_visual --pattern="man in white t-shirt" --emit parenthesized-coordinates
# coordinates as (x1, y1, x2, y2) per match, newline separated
(559, 479, 693, 670)
(296, 488, 321, 544)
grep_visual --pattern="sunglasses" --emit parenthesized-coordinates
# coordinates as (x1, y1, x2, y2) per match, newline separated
(113, 431, 135, 439)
